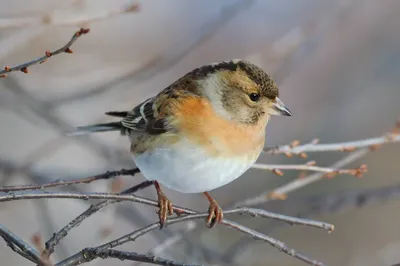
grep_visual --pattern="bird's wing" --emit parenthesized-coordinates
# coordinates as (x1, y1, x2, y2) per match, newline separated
(117, 96, 166, 135)
(118, 87, 199, 135)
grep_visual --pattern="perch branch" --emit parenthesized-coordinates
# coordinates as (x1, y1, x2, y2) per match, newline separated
(0, 28, 90, 78)
(0, 168, 140, 192)
(0, 191, 333, 232)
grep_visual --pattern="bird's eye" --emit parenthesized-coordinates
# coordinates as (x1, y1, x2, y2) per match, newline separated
(249, 93, 260, 102)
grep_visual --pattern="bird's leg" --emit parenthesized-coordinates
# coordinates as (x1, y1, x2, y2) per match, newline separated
(154, 181, 173, 227)
(203, 192, 223, 228)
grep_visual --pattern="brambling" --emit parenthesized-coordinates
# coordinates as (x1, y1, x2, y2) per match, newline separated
(73, 59, 292, 228)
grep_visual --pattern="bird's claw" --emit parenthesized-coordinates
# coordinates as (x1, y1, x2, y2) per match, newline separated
(206, 201, 223, 228)
(157, 193, 173, 228)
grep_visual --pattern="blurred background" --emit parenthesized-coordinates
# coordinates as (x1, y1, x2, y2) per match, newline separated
(0, 0, 400, 265)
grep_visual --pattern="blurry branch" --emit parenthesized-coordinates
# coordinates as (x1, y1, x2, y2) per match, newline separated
(222, 182, 400, 262)
(47, 0, 256, 106)
(0, 190, 334, 232)
(0, 28, 89, 78)
(57, 247, 200, 266)
(264, 132, 400, 157)
(0, 168, 139, 192)
(1, 77, 132, 165)
(0, 3, 139, 29)
(0, 224, 50, 266)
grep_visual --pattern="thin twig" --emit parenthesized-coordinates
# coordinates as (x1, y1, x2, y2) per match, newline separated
(57, 247, 202, 266)
(42, 181, 154, 259)
(0, 168, 140, 192)
(0, 224, 50, 266)
(0, 28, 90, 78)
(264, 133, 400, 156)
(252, 162, 367, 177)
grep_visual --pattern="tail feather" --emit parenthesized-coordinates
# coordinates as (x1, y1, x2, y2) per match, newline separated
(66, 122, 122, 136)
(105, 111, 128, 118)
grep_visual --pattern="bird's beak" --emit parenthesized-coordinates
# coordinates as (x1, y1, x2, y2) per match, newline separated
(270, 97, 292, 116)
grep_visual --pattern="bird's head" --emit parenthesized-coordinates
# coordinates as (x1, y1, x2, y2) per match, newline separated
(195, 59, 292, 125)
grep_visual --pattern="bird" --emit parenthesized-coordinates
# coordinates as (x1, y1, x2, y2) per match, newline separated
(71, 59, 292, 228)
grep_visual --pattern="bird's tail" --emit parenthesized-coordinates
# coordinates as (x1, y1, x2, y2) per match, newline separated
(66, 122, 122, 136)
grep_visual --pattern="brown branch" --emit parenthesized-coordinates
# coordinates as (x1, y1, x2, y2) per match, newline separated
(0, 28, 90, 78)
(0, 224, 50, 266)
(0, 168, 140, 192)
(57, 247, 202, 266)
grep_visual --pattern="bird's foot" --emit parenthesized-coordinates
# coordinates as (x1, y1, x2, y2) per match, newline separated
(204, 192, 223, 228)
(154, 182, 173, 227)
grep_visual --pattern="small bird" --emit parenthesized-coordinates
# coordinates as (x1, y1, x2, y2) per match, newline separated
(72, 59, 291, 227)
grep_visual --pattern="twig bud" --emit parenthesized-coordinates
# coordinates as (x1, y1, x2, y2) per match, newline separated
(272, 169, 284, 176)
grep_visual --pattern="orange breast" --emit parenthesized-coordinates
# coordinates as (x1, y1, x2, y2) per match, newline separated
(171, 97, 266, 157)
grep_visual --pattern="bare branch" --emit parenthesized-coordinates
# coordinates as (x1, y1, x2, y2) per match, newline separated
(57, 247, 202, 266)
(0, 191, 333, 232)
(252, 162, 367, 178)
(264, 133, 400, 157)
(42, 181, 154, 259)
(0, 168, 140, 192)
(0, 224, 50, 266)
(0, 28, 90, 78)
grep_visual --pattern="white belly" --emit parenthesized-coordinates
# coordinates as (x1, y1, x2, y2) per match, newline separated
(132, 138, 259, 193)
